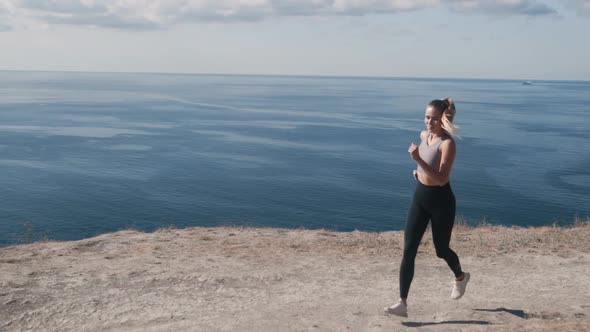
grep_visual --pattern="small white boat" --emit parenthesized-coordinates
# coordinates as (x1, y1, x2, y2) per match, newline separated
(522, 81, 533, 85)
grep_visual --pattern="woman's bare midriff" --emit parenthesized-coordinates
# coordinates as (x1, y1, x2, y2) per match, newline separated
(417, 171, 449, 186)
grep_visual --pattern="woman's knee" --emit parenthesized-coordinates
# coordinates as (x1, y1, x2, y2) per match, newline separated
(435, 248, 449, 259)
(402, 246, 419, 261)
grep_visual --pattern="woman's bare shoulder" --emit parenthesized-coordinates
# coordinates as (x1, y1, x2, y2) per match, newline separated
(440, 136, 456, 151)
(419, 131, 428, 140)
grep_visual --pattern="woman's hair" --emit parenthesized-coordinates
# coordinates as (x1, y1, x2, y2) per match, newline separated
(429, 98, 460, 138)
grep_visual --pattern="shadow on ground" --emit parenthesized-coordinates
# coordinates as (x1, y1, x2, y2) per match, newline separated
(402, 320, 491, 327)
(401, 307, 529, 327)
(474, 307, 527, 319)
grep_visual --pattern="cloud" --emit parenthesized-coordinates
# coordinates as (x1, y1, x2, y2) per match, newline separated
(0, 2, 13, 31)
(5, 0, 439, 29)
(40, 12, 162, 30)
(3, 0, 559, 30)
(575, 0, 590, 16)
(448, 0, 557, 16)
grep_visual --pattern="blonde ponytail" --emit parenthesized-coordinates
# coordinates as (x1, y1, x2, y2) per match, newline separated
(441, 98, 460, 138)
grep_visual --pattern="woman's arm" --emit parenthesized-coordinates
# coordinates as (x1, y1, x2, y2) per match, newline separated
(410, 139, 456, 184)
(412, 131, 428, 180)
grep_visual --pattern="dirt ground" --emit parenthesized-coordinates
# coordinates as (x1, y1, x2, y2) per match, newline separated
(1, 221, 589, 331)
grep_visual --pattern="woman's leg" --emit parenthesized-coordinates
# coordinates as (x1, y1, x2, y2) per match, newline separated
(430, 189, 463, 278)
(399, 194, 430, 299)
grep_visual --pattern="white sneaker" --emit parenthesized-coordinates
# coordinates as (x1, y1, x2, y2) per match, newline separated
(384, 300, 408, 317)
(451, 272, 470, 300)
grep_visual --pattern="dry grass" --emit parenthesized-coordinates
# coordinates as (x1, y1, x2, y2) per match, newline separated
(446, 217, 590, 256)
(9, 218, 590, 258)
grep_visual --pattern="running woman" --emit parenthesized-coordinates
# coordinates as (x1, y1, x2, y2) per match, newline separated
(385, 98, 470, 317)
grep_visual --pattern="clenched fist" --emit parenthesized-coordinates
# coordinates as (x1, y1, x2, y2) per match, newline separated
(408, 143, 421, 162)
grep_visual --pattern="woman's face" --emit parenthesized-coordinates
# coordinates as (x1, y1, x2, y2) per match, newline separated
(424, 105, 443, 134)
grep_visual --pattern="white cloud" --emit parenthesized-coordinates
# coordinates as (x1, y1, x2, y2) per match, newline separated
(447, 0, 557, 15)
(2, 0, 559, 30)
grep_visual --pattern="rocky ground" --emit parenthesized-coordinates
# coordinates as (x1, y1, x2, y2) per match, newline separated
(1, 221, 589, 331)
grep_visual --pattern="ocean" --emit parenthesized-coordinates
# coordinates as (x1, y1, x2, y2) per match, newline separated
(0, 71, 588, 245)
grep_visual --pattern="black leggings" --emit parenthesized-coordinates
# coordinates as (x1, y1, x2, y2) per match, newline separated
(399, 181, 463, 299)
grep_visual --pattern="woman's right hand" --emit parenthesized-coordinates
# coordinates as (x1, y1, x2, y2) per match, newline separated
(408, 143, 421, 161)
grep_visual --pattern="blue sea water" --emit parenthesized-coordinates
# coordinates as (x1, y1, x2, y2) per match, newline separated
(0, 71, 588, 245)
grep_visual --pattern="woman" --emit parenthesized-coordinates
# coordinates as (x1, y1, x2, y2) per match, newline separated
(385, 98, 469, 318)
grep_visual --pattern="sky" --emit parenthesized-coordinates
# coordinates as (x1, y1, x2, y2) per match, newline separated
(0, 0, 589, 80)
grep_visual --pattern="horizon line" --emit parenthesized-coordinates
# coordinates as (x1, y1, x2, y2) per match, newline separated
(0, 68, 588, 83)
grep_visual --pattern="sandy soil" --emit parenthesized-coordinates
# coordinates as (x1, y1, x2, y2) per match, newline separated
(1, 222, 590, 331)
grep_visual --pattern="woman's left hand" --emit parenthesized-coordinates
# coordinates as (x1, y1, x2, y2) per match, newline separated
(408, 143, 421, 161)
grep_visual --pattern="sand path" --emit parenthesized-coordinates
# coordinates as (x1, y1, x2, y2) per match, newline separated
(1, 224, 589, 331)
